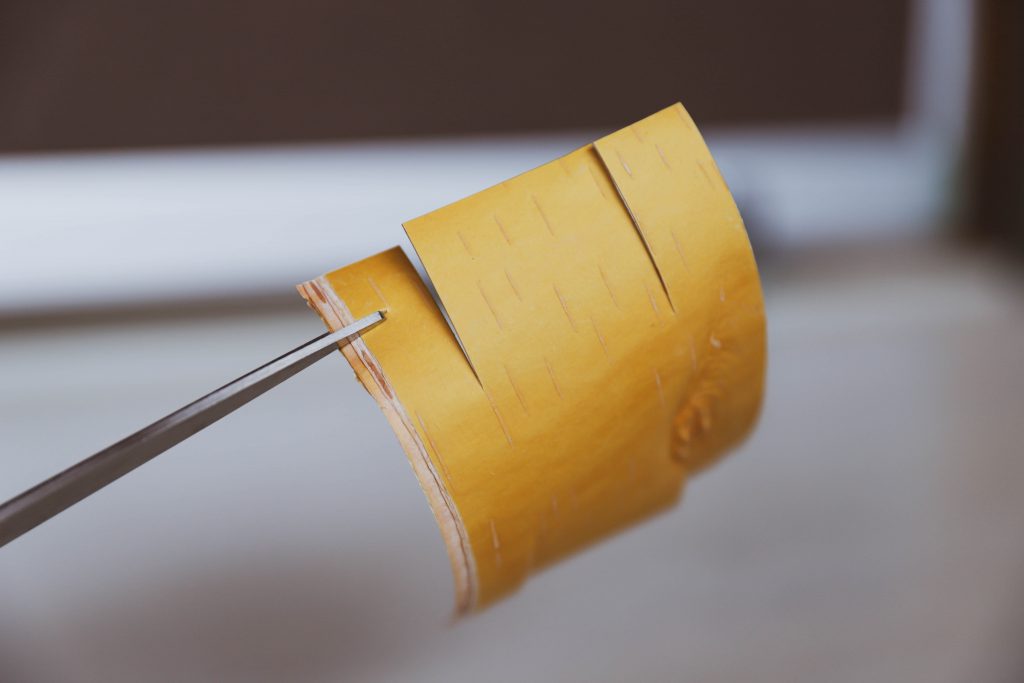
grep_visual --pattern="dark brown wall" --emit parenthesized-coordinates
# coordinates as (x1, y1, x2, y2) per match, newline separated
(970, 0, 1024, 255)
(0, 0, 910, 152)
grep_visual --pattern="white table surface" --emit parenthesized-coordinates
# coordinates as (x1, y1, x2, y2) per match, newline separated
(1, 245, 1022, 682)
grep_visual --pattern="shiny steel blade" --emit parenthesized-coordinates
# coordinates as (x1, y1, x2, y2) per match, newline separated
(0, 310, 385, 548)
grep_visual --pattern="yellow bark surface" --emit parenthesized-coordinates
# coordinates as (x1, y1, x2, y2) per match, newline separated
(298, 103, 766, 613)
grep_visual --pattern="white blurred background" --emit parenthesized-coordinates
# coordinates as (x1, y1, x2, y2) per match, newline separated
(2, 1, 1023, 681)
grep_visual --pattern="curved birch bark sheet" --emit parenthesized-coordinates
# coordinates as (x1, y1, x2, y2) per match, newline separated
(298, 103, 766, 613)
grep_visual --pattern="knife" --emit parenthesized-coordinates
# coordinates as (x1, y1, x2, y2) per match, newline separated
(0, 310, 385, 548)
